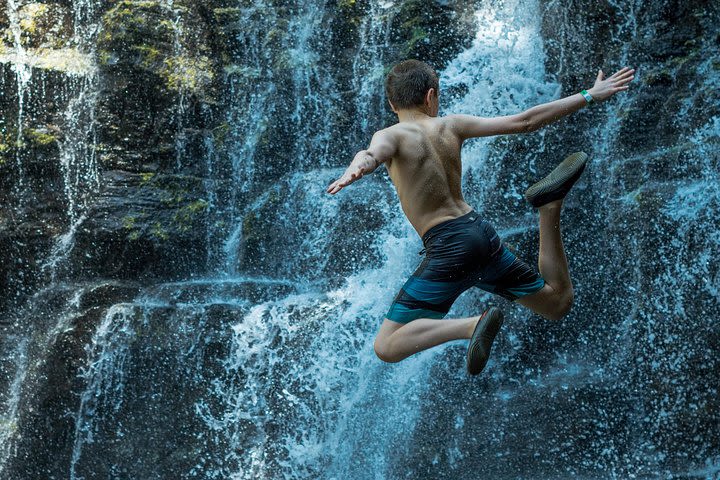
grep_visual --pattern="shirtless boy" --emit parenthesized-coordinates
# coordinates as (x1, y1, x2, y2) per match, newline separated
(326, 60, 635, 375)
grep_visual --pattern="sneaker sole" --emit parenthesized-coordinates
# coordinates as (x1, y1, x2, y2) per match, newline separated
(524, 152, 588, 207)
(467, 307, 504, 376)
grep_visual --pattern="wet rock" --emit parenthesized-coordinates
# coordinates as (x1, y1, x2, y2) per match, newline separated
(2, 2, 72, 50)
(66, 170, 211, 281)
(77, 281, 142, 310)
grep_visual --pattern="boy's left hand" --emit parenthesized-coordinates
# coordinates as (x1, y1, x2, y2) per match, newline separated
(588, 67, 635, 102)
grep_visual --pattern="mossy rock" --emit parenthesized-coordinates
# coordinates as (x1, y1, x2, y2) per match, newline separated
(212, 7, 242, 22)
(98, 1, 176, 61)
(159, 55, 214, 94)
(98, 1, 216, 97)
(387, 0, 475, 70)
(24, 127, 57, 147)
(12, 2, 71, 49)
(643, 69, 673, 86)
(173, 199, 209, 231)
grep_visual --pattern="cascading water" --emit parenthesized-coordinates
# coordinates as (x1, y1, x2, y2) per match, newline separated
(4, 0, 33, 195)
(41, 0, 101, 278)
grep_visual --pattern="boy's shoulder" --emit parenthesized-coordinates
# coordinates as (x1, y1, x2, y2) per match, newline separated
(377, 116, 452, 134)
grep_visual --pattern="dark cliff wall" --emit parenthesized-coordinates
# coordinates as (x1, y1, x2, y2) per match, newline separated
(0, 0, 477, 315)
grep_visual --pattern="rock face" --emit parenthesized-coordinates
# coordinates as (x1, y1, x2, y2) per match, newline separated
(0, 0, 718, 478)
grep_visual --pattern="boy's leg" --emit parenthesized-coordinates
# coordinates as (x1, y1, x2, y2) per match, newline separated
(536, 200, 572, 290)
(517, 151, 587, 320)
(515, 199, 574, 320)
(374, 316, 479, 363)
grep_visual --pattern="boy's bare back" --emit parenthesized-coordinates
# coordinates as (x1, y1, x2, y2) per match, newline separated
(381, 117, 472, 237)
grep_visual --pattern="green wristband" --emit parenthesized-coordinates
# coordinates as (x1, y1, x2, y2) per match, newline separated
(580, 89, 595, 105)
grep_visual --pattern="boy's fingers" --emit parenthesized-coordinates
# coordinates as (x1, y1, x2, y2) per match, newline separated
(596, 69, 603, 81)
(612, 67, 633, 79)
(609, 67, 627, 78)
(615, 69, 635, 80)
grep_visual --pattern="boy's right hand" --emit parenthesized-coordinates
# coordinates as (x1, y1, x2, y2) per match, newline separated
(588, 67, 635, 103)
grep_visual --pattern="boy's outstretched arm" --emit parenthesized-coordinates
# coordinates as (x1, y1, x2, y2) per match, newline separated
(449, 66, 635, 140)
(327, 129, 397, 195)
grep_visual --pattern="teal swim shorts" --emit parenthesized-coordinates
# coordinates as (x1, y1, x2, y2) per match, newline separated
(385, 211, 545, 323)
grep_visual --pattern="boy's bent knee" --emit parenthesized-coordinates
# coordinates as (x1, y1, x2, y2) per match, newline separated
(373, 339, 402, 363)
(547, 291, 573, 320)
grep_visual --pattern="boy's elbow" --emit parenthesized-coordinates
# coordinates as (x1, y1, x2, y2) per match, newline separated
(518, 112, 539, 133)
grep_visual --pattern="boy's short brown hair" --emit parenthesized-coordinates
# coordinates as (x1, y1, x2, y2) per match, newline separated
(384, 59, 439, 110)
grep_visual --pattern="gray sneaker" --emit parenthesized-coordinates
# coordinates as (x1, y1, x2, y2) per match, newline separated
(467, 307, 504, 376)
(524, 152, 588, 208)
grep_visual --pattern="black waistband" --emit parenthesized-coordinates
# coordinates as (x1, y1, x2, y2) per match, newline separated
(421, 210, 478, 247)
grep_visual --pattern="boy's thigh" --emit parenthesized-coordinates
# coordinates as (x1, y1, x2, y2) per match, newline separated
(474, 245, 545, 301)
(375, 317, 405, 342)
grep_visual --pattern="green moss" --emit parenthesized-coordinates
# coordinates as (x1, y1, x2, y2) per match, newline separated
(18, 3, 50, 35)
(173, 199, 208, 230)
(0, 144, 7, 165)
(158, 19, 178, 31)
(668, 48, 700, 68)
(24, 128, 57, 146)
(186, 199, 209, 213)
(99, 1, 172, 49)
(264, 28, 283, 46)
(151, 221, 169, 240)
(98, 49, 111, 65)
(160, 55, 214, 94)
(139, 172, 155, 185)
(403, 26, 429, 55)
(122, 214, 137, 230)
(213, 7, 241, 20)
(122, 214, 142, 240)
(160, 189, 188, 206)
(643, 69, 673, 86)
(135, 45, 162, 68)
(129, 1, 160, 8)
(212, 122, 230, 145)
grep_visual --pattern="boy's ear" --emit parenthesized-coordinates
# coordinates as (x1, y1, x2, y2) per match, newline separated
(425, 88, 436, 105)
(388, 99, 398, 113)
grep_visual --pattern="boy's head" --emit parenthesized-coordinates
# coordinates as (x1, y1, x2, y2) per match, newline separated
(385, 59, 439, 115)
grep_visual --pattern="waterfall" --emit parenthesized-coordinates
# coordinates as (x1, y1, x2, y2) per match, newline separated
(1, 0, 718, 478)
(4, 0, 33, 196)
(39, 0, 101, 279)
